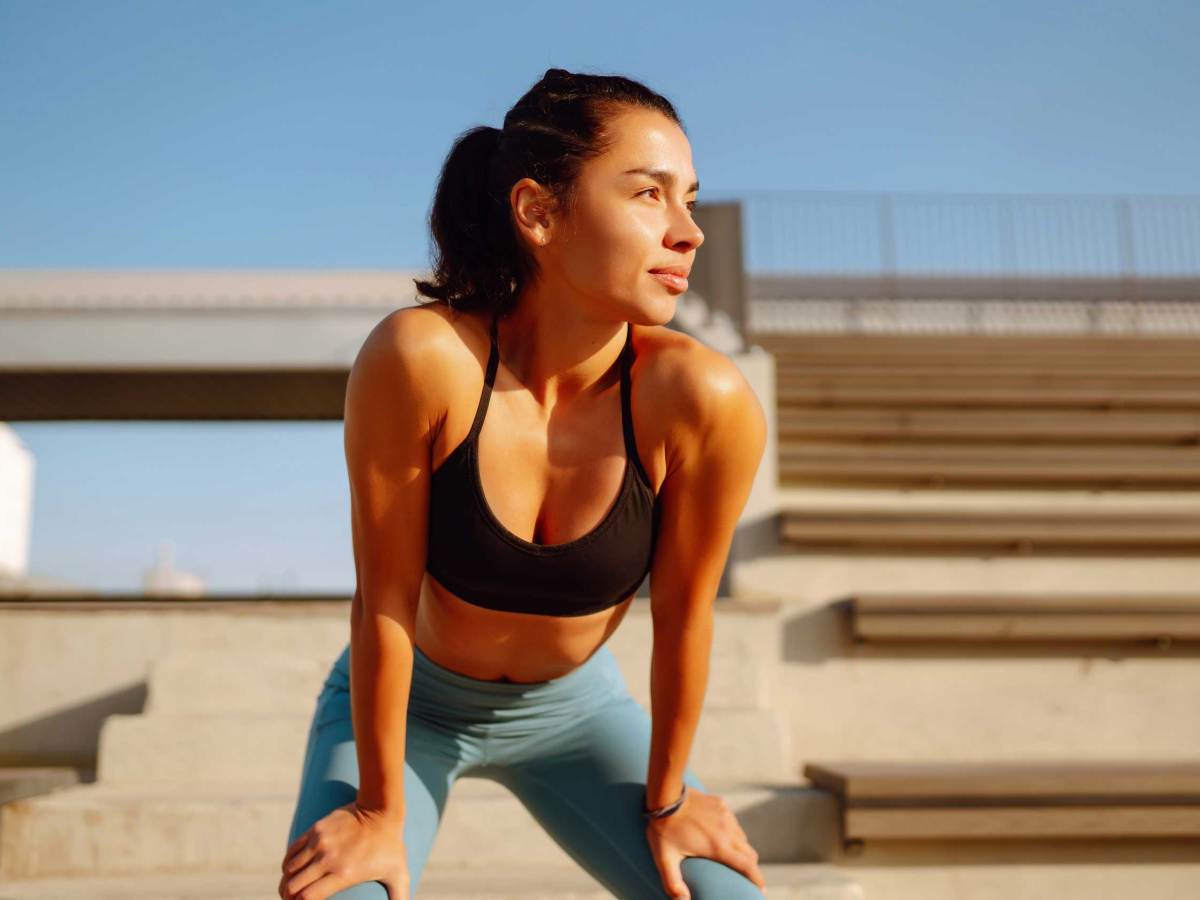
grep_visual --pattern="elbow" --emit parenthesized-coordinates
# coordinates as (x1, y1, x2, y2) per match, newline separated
(355, 581, 421, 634)
(650, 589, 717, 631)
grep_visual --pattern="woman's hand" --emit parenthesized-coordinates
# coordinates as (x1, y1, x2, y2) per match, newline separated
(644, 787, 767, 899)
(279, 801, 409, 900)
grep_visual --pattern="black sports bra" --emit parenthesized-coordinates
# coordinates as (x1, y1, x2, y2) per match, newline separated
(425, 312, 660, 616)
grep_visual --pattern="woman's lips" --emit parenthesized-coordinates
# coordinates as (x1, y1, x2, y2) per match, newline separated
(649, 271, 688, 292)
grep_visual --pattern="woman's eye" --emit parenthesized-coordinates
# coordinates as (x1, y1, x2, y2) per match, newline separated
(640, 188, 697, 212)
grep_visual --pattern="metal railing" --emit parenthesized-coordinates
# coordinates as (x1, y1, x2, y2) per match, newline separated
(712, 189, 1200, 335)
(735, 190, 1200, 283)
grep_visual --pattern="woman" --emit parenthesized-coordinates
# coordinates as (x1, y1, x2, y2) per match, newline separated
(279, 68, 769, 900)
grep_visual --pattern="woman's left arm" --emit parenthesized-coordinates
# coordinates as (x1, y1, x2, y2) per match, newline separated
(642, 348, 769, 898)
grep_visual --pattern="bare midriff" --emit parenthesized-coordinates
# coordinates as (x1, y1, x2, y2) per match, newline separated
(414, 573, 636, 683)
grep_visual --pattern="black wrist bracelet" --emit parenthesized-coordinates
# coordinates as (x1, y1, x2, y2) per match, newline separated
(642, 783, 687, 820)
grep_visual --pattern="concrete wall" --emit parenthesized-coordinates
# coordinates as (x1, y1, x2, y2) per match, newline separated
(0, 602, 351, 768)
(719, 345, 781, 597)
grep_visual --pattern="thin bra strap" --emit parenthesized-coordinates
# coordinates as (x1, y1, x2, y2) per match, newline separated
(465, 310, 501, 442)
(618, 322, 646, 477)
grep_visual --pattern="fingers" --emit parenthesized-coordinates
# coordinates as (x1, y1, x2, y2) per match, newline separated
(718, 802, 765, 892)
(651, 846, 691, 900)
(279, 833, 319, 899)
(282, 830, 311, 864)
(293, 871, 347, 900)
(281, 839, 317, 877)
(278, 858, 321, 900)
(727, 839, 767, 892)
(278, 833, 325, 900)
(382, 874, 412, 900)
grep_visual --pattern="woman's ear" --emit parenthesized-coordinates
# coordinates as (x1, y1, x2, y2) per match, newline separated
(511, 179, 559, 249)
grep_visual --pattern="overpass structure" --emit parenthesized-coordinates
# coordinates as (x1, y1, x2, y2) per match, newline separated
(0, 269, 414, 421)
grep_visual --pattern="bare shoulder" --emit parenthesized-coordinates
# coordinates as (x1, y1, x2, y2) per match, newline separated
(358, 301, 477, 372)
(633, 324, 764, 433)
(349, 301, 485, 419)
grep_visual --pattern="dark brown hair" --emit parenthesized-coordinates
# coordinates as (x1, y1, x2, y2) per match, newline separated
(413, 67, 683, 318)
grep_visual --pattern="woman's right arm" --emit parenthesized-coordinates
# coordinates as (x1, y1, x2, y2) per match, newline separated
(280, 309, 446, 899)
(342, 308, 444, 822)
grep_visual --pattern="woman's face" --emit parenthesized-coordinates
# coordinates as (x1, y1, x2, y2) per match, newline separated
(517, 106, 704, 325)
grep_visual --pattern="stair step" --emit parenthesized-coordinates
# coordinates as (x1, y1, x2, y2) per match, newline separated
(781, 507, 1200, 553)
(0, 781, 837, 878)
(0, 861, 864, 899)
(0, 767, 84, 805)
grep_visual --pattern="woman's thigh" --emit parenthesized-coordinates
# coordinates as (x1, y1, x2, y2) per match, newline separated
(490, 692, 766, 900)
(285, 683, 471, 898)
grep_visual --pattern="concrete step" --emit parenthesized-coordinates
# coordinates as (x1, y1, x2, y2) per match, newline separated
(0, 767, 84, 805)
(780, 506, 1200, 552)
(775, 485, 1200, 514)
(153, 610, 351, 660)
(731, 553, 1200, 768)
(146, 650, 329, 716)
(0, 779, 837, 879)
(96, 705, 794, 790)
(0, 861, 864, 899)
(733, 546, 1200, 608)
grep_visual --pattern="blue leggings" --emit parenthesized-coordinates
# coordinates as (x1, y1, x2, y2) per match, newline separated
(286, 639, 766, 899)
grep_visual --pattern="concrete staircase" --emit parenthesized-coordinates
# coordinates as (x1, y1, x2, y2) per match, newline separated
(0, 601, 862, 898)
(0, 862, 862, 899)
(729, 486, 1200, 900)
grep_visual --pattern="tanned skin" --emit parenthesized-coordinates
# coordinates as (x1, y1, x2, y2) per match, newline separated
(280, 105, 768, 900)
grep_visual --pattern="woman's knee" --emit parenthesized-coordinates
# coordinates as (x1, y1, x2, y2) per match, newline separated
(681, 856, 767, 899)
(327, 879, 390, 899)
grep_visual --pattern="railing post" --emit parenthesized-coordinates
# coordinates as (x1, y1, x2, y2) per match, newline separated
(878, 193, 897, 301)
(1115, 195, 1140, 333)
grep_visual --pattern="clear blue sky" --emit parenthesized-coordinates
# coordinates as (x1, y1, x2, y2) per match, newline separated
(3, 0, 1198, 591)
